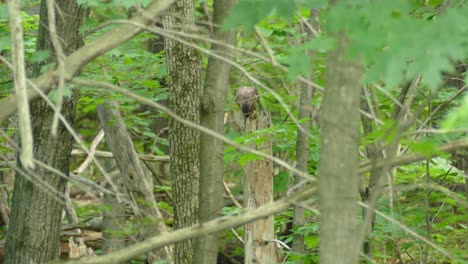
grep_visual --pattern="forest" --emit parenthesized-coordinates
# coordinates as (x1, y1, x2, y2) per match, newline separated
(0, 0, 467, 263)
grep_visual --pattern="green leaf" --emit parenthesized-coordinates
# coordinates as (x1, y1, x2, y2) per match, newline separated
(284, 50, 312, 80)
(0, 36, 11, 52)
(304, 36, 336, 53)
(29, 50, 51, 63)
(273, 171, 289, 193)
(0, 4, 8, 19)
(256, 25, 273, 37)
(271, 0, 296, 22)
(238, 153, 263, 166)
(296, 0, 328, 9)
(223, 0, 298, 32)
(326, 0, 468, 89)
(441, 93, 468, 130)
(410, 142, 443, 158)
(401, 241, 416, 250)
(48, 86, 74, 103)
(112, 0, 151, 9)
(223, 0, 270, 32)
(76, 0, 100, 7)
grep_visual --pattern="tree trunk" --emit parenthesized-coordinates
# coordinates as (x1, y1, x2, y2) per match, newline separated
(241, 102, 277, 264)
(5, 0, 85, 262)
(194, 0, 236, 263)
(318, 31, 363, 264)
(163, 1, 202, 263)
(360, 88, 382, 259)
(101, 151, 126, 255)
(292, 8, 320, 255)
(97, 101, 172, 263)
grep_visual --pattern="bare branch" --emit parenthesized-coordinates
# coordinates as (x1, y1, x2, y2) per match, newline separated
(45, 0, 66, 135)
(73, 130, 105, 175)
(71, 149, 170, 162)
(254, 26, 278, 66)
(7, 0, 35, 169)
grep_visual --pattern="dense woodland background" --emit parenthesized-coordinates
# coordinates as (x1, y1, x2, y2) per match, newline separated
(0, 0, 467, 263)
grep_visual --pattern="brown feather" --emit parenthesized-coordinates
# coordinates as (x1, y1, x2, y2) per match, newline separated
(234, 86, 259, 117)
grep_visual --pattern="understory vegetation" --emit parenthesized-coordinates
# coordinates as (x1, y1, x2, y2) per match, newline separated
(0, 0, 467, 263)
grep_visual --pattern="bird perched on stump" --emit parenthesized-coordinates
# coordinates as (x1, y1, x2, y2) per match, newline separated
(234, 86, 259, 118)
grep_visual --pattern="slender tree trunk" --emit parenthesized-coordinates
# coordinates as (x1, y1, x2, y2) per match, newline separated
(360, 78, 420, 261)
(292, 8, 320, 255)
(194, 0, 236, 263)
(292, 83, 312, 254)
(360, 87, 382, 259)
(5, 0, 85, 262)
(97, 101, 172, 263)
(318, 30, 363, 264)
(163, 1, 202, 261)
(241, 102, 276, 264)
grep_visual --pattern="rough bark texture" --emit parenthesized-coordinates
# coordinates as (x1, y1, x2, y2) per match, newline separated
(5, 0, 84, 263)
(163, 1, 202, 263)
(97, 101, 172, 262)
(318, 32, 362, 264)
(5, 101, 76, 264)
(242, 105, 276, 264)
(194, 0, 236, 263)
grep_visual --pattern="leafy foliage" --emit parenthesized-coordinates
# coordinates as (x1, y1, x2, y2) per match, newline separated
(1, 0, 467, 263)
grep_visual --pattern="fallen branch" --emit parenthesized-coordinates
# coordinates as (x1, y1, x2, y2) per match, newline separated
(71, 149, 169, 162)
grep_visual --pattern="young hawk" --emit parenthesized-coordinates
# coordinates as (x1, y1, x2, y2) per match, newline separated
(234, 86, 259, 118)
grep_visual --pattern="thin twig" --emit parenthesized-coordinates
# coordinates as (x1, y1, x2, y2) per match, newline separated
(254, 26, 278, 66)
(420, 85, 467, 129)
(224, 180, 242, 208)
(46, 0, 66, 135)
(71, 149, 170, 162)
(74, 130, 105, 174)
(229, 227, 244, 244)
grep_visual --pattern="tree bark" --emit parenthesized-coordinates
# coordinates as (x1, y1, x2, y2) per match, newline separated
(5, 0, 85, 262)
(292, 8, 320, 255)
(101, 151, 126, 255)
(318, 31, 363, 264)
(194, 0, 236, 263)
(163, 1, 202, 263)
(241, 104, 277, 264)
(360, 88, 382, 259)
(97, 101, 172, 262)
